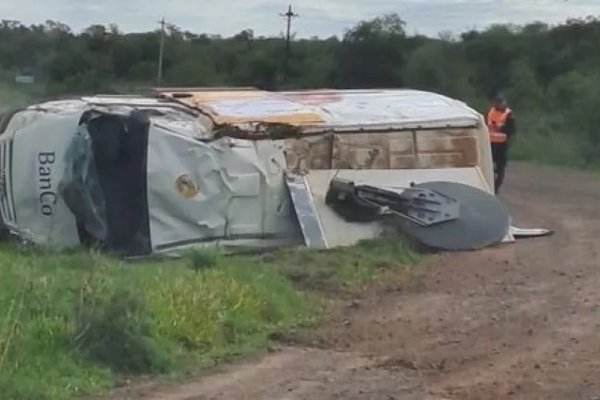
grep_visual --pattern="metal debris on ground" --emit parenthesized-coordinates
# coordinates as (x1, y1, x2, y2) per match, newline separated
(325, 179, 511, 251)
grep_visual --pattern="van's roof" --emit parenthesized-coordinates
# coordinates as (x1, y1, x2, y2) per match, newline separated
(19, 88, 482, 135)
(154, 88, 482, 131)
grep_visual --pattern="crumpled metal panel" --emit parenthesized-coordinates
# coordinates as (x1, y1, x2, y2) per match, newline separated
(146, 127, 301, 252)
(331, 132, 416, 169)
(285, 128, 481, 171)
(286, 173, 328, 249)
(282, 135, 333, 173)
(304, 167, 504, 249)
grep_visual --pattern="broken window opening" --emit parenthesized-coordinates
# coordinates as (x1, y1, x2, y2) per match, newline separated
(60, 110, 152, 256)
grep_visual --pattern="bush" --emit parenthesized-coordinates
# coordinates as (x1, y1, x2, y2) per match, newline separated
(74, 288, 173, 374)
(187, 248, 219, 272)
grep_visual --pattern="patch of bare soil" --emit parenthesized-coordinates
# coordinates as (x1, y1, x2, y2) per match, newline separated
(113, 163, 600, 400)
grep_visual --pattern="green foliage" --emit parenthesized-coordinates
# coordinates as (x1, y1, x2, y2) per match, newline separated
(74, 288, 174, 374)
(186, 248, 219, 272)
(0, 234, 416, 399)
(0, 249, 310, 399)
(3, 12, 600, 399)
(506, 58, 544, 111)
(336, 14, 407, 87)
(403, 40, 476, 100)
(0, 79, 42, 110)
(272, 233, 419, 294)
(3, 14, 600, 166)
(0, 252, 112, 400)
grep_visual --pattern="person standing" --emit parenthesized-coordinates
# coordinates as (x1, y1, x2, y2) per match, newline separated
(486, 94, 516, 194)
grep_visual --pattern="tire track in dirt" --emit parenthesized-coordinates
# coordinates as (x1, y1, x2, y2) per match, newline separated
(115, 162, 600, 400)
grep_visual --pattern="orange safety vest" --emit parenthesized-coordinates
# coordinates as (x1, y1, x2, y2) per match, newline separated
(487, 107, 511, 144)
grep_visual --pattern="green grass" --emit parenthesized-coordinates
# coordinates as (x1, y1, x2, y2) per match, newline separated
(0, 81, 42, 110)
(269, 234, 420, 294)
(0, 234, 418, 400)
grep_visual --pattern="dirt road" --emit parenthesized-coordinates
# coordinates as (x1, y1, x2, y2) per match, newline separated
(121, 162, 600, 400)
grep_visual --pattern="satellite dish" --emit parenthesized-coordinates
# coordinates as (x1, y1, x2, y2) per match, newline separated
(398, 181, 510, 251)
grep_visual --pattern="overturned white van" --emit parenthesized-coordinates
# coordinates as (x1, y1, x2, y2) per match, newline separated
(0, 88, 539, 257)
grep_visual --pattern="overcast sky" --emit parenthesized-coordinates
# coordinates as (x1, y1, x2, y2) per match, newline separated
(1, 0, 600, 38)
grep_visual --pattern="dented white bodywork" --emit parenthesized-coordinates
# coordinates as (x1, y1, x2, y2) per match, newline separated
(1, 104, 85, 247)
(146, 126, 302, 253)
(0, 89, 513, 255)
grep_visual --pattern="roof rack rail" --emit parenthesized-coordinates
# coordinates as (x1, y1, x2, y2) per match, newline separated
(152, 86, 259, 93)
(90, 94, 146, 98)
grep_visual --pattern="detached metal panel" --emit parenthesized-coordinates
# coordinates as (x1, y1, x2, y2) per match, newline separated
(285, 173, 328, 249)
(304, 167, 511, 249)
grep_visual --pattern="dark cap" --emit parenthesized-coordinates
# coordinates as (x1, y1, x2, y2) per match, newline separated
(494, 93, 507, 104)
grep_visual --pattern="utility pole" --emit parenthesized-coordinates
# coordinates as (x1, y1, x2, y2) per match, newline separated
(157, 17, 166, 86)
(279, 5, 298, 71)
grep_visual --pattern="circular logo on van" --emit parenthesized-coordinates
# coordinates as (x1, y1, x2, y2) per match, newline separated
(176, 174, 199, 199)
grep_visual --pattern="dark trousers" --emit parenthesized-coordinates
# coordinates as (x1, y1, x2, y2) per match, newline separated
(491, 142, 508, 194)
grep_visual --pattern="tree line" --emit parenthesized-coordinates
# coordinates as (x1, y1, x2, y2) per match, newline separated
(1, 14, 600, 167)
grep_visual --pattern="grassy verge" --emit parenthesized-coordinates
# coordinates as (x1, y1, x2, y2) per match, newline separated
(0, 81, 43, 110)
(0, 235, 418, 400)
